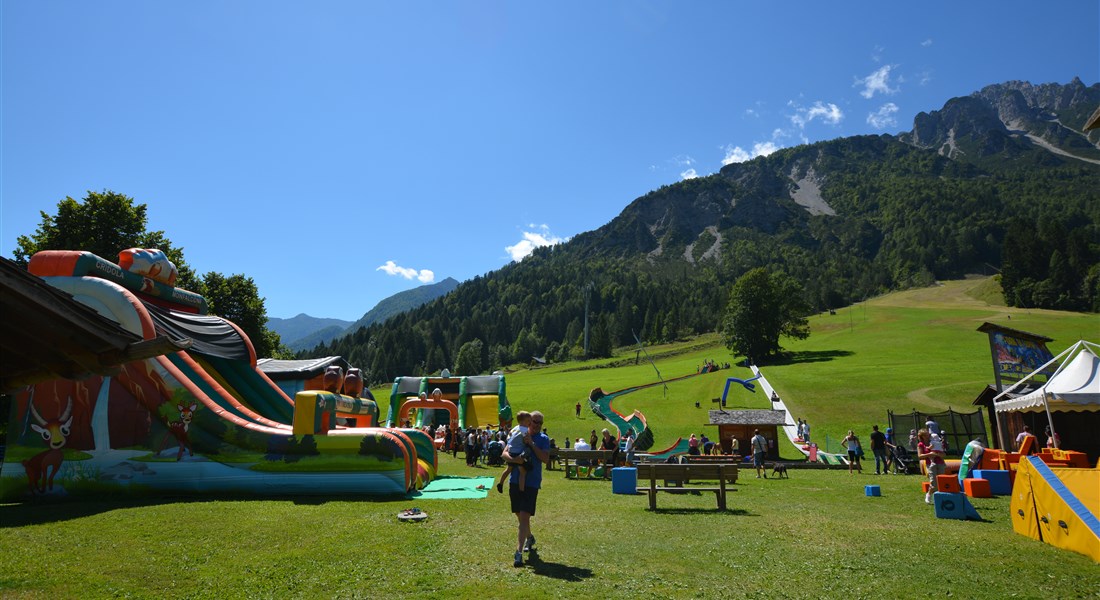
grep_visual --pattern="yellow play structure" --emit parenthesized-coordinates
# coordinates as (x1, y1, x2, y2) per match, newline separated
(1010, 456, 1099, 562)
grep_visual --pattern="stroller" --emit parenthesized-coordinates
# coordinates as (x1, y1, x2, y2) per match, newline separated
(486, 440, 504, 467)
(890, 445, 918, 474)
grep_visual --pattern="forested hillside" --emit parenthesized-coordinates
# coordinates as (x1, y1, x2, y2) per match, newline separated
(308, 80, 1100, 383)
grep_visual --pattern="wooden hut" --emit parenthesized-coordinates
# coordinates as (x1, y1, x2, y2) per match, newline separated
(706, 409, 788, 458)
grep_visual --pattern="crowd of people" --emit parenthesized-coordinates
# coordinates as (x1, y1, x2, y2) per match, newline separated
(416, 422, 561, 469)
(697, 359, 731, 373)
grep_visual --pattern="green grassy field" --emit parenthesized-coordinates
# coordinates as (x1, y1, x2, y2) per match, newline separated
(501, 278, 1098, 456)
(2, 277, 1098, 598)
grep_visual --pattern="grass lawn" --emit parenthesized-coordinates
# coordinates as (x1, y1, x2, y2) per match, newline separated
(2, 277, 1098, 597)
(2, 455, 1098, 598)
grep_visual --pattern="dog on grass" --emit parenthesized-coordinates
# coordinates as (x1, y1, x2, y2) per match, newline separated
(770, 463, 789, 479)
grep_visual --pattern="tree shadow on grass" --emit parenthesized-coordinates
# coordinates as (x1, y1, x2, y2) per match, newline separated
(524, 549, 595, 581)
(0, 491, 409, 527)
(0, 496, 185, 527)
(766, 350, 854, 366)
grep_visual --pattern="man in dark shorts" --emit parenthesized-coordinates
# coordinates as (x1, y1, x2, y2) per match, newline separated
(751, 428, 768, 479)
(502, 410, 550, 567)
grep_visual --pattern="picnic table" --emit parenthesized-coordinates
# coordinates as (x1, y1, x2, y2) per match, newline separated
(634, 462, 739, 510)
(555, 449, 617, 478)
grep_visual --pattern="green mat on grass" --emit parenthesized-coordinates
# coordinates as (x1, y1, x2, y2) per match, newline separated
(411, 476, 496, 499)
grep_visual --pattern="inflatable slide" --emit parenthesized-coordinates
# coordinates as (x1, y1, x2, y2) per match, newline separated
(2, 250, 434, 500)
(588, 371, 706, 452)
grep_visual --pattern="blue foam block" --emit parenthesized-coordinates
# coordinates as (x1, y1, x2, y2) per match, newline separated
(864, 485, 881, 497)
(611, 467, 637, 495)
(934, 492, 967, 519)
(972, 469, 1011, 495)
(934, 491, 982, 520)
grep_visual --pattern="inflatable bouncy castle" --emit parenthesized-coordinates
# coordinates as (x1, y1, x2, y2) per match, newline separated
(1, 250, 436, 500)
(387, 375, 512, 430)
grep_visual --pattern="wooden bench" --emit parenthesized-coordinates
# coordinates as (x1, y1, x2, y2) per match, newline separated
(635, 462, 739, 510)
(556, 449, 617, 478)
(682, 454, 747, 464)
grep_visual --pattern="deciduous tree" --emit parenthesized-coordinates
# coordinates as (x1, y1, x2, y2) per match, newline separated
(13, 190, 291, 358)
(13, 190, 199, 289)
(721, 268, 811, 364)
(455, 339, 484, 375)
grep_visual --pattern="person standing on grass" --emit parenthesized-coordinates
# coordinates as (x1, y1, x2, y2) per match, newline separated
(600, 428, 619, 475)
(917, 428, 946, 504)
(624, 430, 636, 465)
(688, 433, 700, 456)
(465, 427, 477, 466)
(842, 430, 863, 474)
(575, 401, 581, 418)
(751, 429, 768, 479)
(883, 428, 897, 473)
(802, 419, 810, 443)
(869, 425, 888, 475)
(504, 410, 549, 568)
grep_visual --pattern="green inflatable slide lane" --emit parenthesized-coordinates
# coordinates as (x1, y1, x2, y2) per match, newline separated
(200, 354, 295, 424)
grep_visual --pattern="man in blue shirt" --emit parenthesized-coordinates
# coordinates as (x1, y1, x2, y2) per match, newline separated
(503, 410, 550, 568)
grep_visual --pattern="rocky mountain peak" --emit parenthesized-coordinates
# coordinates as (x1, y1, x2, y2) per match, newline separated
(899, 79, 1100, 165)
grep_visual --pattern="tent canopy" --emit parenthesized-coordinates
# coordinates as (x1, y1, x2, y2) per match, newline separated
(995, 342, 1100, 413)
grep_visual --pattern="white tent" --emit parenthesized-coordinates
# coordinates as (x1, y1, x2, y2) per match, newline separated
(993, 340, 1100, 449)
(995, 342, 1100, 413)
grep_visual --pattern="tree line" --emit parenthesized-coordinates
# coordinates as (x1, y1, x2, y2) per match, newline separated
(12, 191, 291, 359)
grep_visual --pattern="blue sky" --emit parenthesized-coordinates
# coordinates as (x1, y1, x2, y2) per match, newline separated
(3, 1, 1097, 321)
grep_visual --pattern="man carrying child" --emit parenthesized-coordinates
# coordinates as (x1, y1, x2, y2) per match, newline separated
(503, 410, 549, 568)
(497, 411, 535, 493)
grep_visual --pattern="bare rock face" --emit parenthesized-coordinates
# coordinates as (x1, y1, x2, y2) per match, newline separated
(901, 79, 1100, 164)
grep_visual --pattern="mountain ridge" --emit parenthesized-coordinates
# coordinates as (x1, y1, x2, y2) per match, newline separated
(310, 79, 1100, 382)
(272, 277, 461, 352)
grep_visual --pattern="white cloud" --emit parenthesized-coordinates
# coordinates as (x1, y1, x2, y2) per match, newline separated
(857, 65, 899, 99)
(377, 260, 435, 283)
(789, 101, 844, 129)
(867, 102, 899, 129)
(921, 39, 933, 47)
(721, 141, 781, 165)
(673, 155, 695, 167)
(505, 224, 566, 262)
(680, 168, 698, 179)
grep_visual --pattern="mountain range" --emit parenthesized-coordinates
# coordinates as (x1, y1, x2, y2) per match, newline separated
(269, 277, 459, 351)
(307, 79, 1100, 381)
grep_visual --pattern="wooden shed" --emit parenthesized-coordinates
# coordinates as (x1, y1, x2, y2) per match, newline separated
(706, 409, 788, 459)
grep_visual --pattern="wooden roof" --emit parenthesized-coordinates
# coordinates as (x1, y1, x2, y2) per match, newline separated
(0, 256, 190, 393)
(706, 409, 789, 426)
